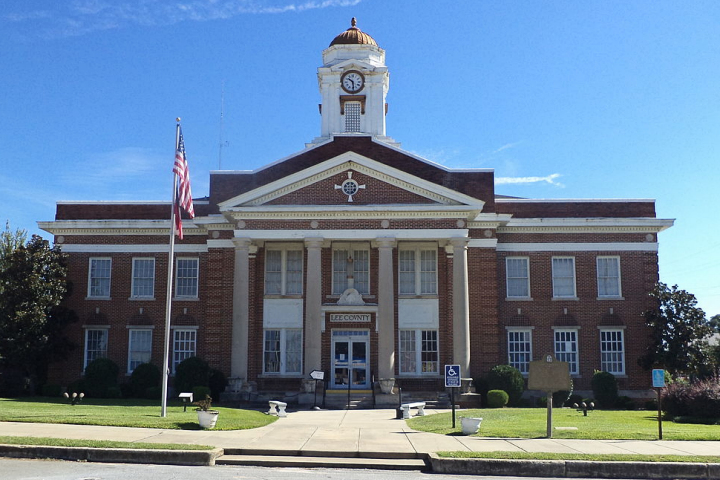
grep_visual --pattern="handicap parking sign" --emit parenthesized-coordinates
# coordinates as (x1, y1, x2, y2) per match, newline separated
(445, 364, 461, 388)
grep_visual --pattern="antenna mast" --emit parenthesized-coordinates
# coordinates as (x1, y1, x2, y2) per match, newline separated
(218, 80, 226, 169)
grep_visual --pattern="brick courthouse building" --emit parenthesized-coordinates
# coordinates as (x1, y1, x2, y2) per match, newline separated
(40, 20, 673, 401)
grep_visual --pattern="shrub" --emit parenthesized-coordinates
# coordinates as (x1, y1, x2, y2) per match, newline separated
(145, 386, 162, 400)
(568, 393, 584, 406)
(129, 363, 161, 398)
(485, 365, 524, 406)
(41, 384, 62, 397)
(83, 358, 120, 398)
(209, 368, 228, 400)
(66, 378, 86, 396)
(487, 390, 509, 408)
(174, 357, 210, 394)
(193, 385, 211, 402)
(645, 399, 658, 411)
(663, 377, 720, 419)
(0, 368, 30, 397)
(106, 386, 122, 398)
(591, 371, 618, 409)
(553, 379, 574, 407)
(616, 395, 636, 410)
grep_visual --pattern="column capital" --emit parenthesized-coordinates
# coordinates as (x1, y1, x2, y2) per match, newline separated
(304, 237, 324, 249)
(449, 237, 470, 249)
(375, 237, 396, 249)
(232, 237, 253, 250)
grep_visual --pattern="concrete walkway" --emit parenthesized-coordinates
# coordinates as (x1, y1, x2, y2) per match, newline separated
(2, 407, 718, 457)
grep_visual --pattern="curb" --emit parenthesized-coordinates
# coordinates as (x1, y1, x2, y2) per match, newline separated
(0, 444, 223, 467)
(428, 454, 719, 479)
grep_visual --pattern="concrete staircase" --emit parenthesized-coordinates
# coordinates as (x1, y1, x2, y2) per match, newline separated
(323, 389, 374, 409)
(217, 448, 428, 471)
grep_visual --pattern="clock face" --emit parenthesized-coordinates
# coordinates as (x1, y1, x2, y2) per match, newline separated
(341, 71, 364, 93)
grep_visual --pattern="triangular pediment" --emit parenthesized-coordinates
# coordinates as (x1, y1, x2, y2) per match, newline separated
(218, 151, 485, 211)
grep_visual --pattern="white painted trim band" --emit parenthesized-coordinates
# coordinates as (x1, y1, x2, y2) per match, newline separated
(496, 243, 658, 252)
(59, 244, 209, 253)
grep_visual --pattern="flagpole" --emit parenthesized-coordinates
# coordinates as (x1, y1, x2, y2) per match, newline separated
(161, 119, 181, 417)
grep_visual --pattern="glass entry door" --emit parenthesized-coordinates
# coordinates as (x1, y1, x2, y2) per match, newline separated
(331, 330, 370, 389)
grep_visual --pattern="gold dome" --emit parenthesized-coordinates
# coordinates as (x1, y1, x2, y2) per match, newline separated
(329, 18, 378, 47)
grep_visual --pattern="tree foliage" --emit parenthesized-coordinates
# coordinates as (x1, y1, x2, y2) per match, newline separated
(639, 282, 712, 376)
(0, 233, 76, 384)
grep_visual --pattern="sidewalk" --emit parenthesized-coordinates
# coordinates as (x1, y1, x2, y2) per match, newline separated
(2, 408, 719, 477)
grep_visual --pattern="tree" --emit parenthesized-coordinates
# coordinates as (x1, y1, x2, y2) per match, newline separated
(0, 222, 27, 287)
(709, 314, 720, 333)
(0, 234, 76, 387)
(639, 282, 712, 376)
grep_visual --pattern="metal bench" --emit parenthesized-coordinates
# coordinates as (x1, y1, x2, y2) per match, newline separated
(400, 401, 426, 419)
(268, 400, 288, 417)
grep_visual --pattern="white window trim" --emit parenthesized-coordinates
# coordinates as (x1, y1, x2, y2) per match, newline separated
(130, 257, 156, 300)
(506, 327, 533, 375)
(398, 328, 440, 376)
(175, 257, 199, 299)
(553, 327, 580, 375)
(596, 256, 623, 299)
(264, 245, 304, 296)
(552, 256, 577, 299)
(262, 328, 304, 376)
(398, 244, 438, 296)
(171, 327, 198, 374)
(83, 327, 109, 370)
(598, 326, 627, 376)
(331, 243, 371, 295)
(87, 257, 112, 299)
(127, 328, 153, 374)
(506, 256, 531, 300)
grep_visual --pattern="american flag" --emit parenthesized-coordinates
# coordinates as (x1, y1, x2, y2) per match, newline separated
(173, 127, 194, 239)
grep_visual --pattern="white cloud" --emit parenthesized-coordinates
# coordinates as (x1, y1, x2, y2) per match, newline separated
(491, 141, 522, 155)
(495, 173, 564, 187)
(5, 0, 362, 38)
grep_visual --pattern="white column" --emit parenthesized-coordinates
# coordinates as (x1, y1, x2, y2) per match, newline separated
(450, 237, 471, 378)
(376, 237, 396, 379)
(304, 238, 323, 375)
(230, 238, 251, 390)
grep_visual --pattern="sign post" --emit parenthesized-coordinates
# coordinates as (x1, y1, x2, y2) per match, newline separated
(528, 355, 571, 439)
(445, 364, 461, 429)
(310, 370, 325, 409)
(652, 369, 665, 440)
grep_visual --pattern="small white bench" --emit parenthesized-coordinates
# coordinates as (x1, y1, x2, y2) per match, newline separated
(400, 402, 426, 419)
(268, 400, 288, 417)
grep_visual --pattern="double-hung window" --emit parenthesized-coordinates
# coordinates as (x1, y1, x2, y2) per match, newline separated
(332, 244, 370, 295)
(399, 329, 439, 375)
(506, 257, 530, 298)
(552, 257, 576, 298)
(88, 258, 111, 298)
(175, 258, 199, 298)
(127, 329, 152, 373)
(399, 246, 437, 295)
(131, 258, 155, 298)
(554, 329, 579, 375)
(84, 328, 108, 369)
(507, 328, 532, 374)
(263, 329, 302, 375)
(172, 328, 196, 373)
(597, 256, 622, 298)
(600, 328, 625, 375)
(265, 247, 303, 295)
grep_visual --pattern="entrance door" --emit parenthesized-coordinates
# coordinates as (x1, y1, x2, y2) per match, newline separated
(331, 330, 370, 389)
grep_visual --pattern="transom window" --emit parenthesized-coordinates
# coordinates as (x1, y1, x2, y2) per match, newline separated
(88, 258, 111, 298)
(552, 257, 576, 298)
(597, 256, 622, 298)
(507, 329, 532, 374)
(128, 329, 152, 373)
(84, 328, 108, 369)
(175, 258, 199, 298)
(506, 257, 530, 298)
(399, 246, 437, 295)
(332, 245, 370, 295)
(399, 329, 439, 375)
(554, 329, 579, 375)
(131, 258, 155, 298)
(600, 328, 625, 374)
(344, 101, 361, 132)
(265, 247, 303, 295)
(172, 329, 196, 373)
(263, 329, 302, 375)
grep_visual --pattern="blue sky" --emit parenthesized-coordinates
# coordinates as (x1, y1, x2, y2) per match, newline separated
(2, 1, 719, 316)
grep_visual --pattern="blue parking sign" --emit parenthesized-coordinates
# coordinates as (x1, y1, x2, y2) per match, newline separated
(652, 369, 665, 388)
(445, 364, 461, 388)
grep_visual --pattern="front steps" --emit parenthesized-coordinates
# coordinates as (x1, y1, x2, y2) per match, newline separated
(217, 448, 428, 471)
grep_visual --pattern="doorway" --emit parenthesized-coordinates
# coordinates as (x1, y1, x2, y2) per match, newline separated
(331, 330, 370, 389)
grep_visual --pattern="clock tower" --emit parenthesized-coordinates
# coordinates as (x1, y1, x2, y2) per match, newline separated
(312, 19, 397, 146)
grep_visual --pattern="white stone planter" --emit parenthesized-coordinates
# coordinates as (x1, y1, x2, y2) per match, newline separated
(301, 379, 316, 393)
(197, 410, 219, 429)
(378, 378, 395, 394)
(460, 417, 482, 435)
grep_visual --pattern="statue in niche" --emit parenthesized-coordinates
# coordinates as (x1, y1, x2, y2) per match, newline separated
(337, 254, 365, 306)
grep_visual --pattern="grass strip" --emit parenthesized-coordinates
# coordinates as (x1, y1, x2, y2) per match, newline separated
(0, 436, 214, 450)
(437, 451, 720, 463)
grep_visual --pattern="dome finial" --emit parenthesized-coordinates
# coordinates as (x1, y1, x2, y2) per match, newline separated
(351, 17, 357, 28)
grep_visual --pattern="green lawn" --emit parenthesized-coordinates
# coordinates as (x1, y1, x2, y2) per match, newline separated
(0, 397, 277, 431)
(408, 408, 720, 440)
(436, 451, 720, 463)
